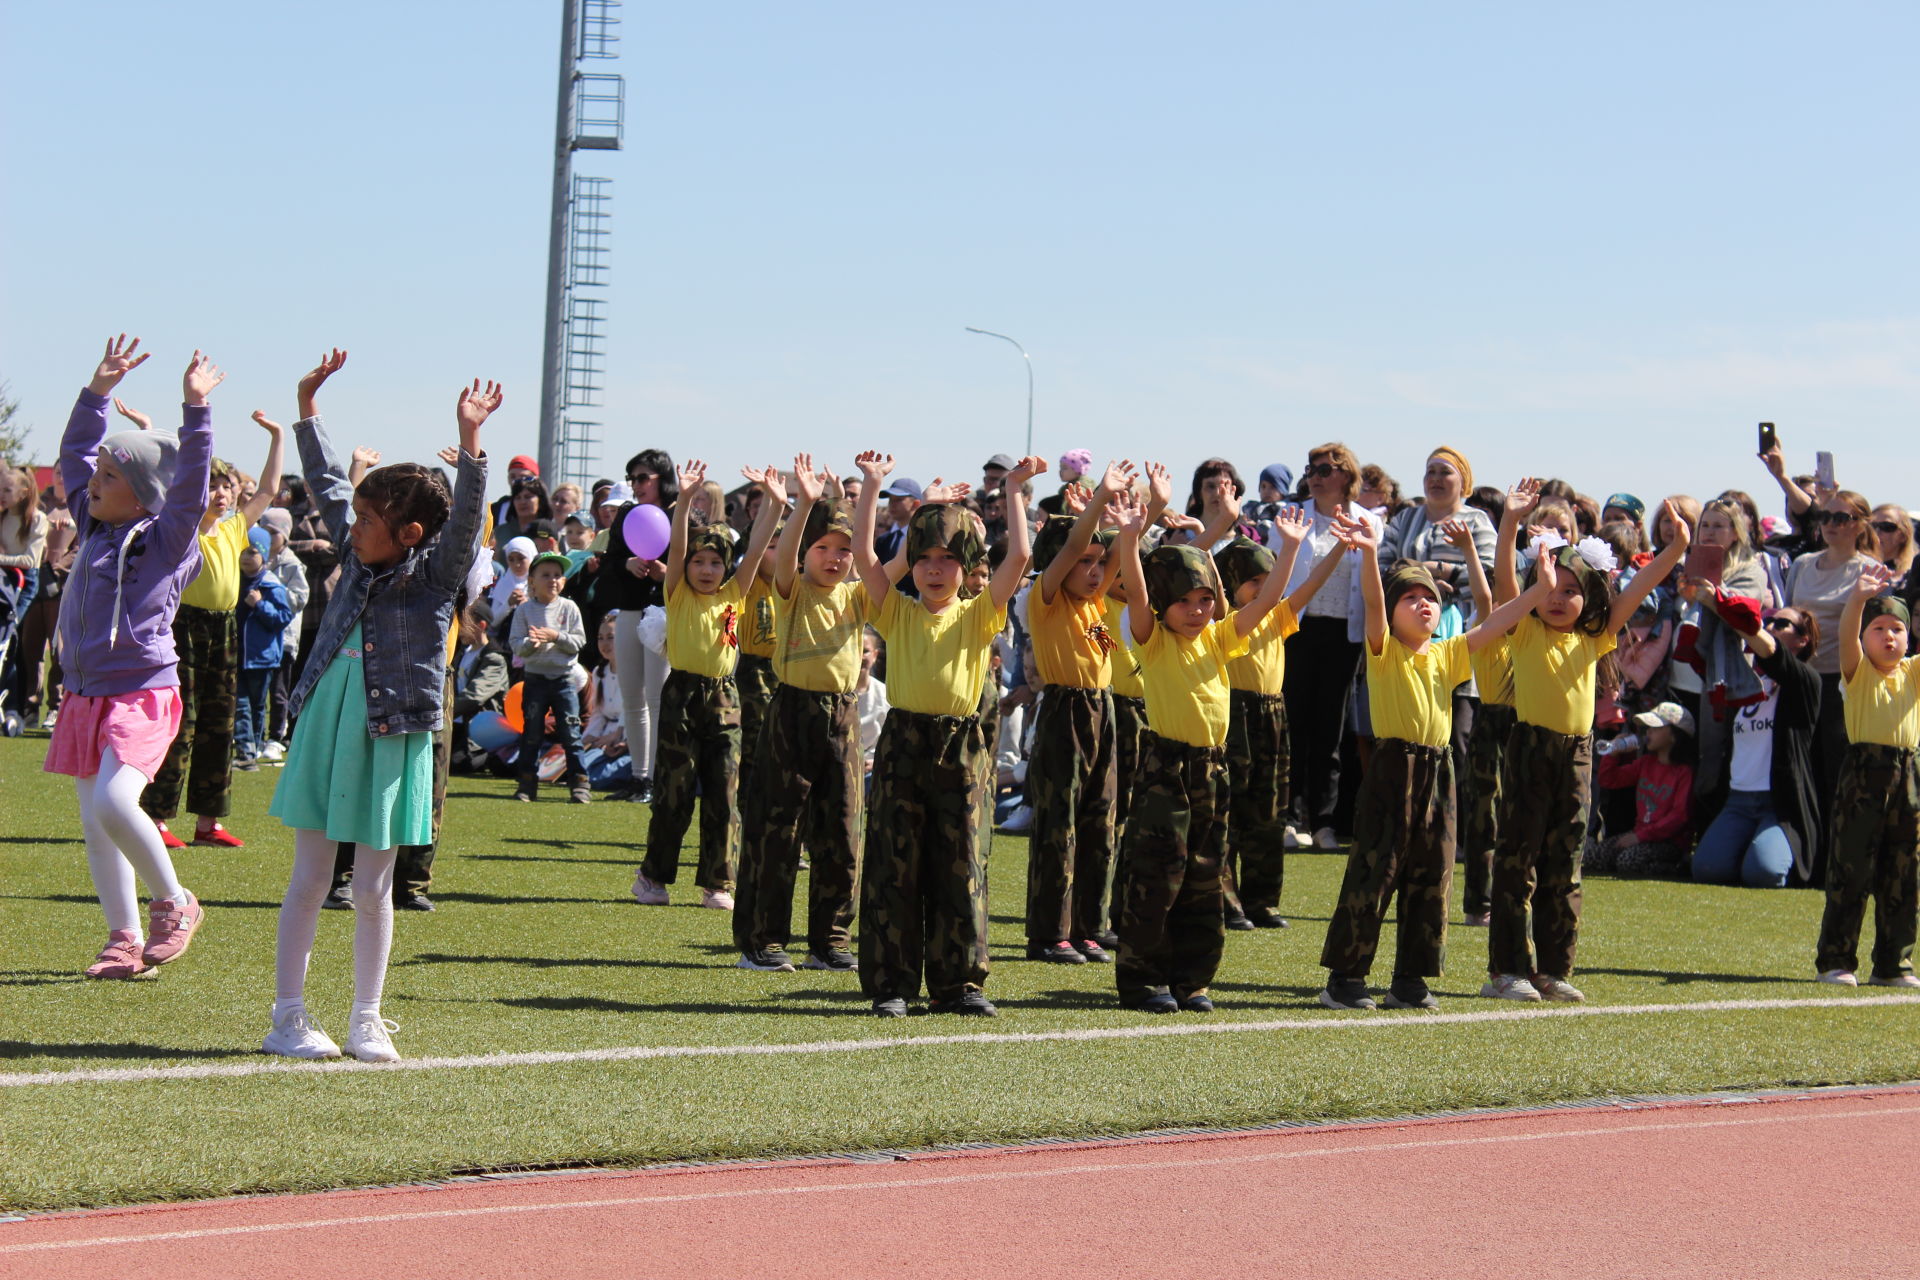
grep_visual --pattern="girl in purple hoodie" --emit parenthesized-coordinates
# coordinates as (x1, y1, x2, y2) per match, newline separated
(43, 336, 220, 980)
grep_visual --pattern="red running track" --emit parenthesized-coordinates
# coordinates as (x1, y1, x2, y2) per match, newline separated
(6, 1087, 1918, 1279)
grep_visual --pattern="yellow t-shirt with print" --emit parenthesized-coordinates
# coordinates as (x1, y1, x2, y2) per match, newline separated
(872, 589, 1005, 718)
(773, 577, 868, 694)
(181, 513, 251, 611)
(1137, 619, 1251, 749)
(1843, 655, 1920, 749)
(1367, 633, 1471, 749)
(665, 577, 744, 678)
(1496, 614, 1617, 736)
(1226, 602, 1299, 695)
(1029, 585, 1112, 689)
(740, 575, 779, 659)
(1105, 597, 1144, 700)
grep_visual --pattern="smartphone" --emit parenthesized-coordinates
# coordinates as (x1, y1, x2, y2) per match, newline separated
(1758, 422, 1778, 453)
(1815, 450, 1836, 491)
(1685, 542, 1726, 588)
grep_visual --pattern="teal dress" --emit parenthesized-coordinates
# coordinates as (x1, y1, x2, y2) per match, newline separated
(271, 624, 435, 848)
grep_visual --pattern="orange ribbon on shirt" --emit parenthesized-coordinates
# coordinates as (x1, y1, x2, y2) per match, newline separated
(721, 603, 740, 649)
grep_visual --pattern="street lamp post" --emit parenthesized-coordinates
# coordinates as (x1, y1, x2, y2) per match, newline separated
(964, 326, 1033, 457)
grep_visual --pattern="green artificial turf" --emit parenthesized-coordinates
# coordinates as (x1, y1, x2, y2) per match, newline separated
(2, 732, 1917, 1211)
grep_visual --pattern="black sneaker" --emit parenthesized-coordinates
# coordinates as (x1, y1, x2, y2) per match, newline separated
(802, 949, 857, 971)
(322, 885, 353, 911)
(1382, 977, 1438, 1010)
(570, 787, 592, 804)
(1179, 993, 1215, 1013)
(1132, 992, 1179, 1014)
(393, 892, 435, 912)
(631, 779, 654, 804)
(233, 756, 259, 773)
(1318, 974, 1376, 1010)
(1027, 940, 1087, 964)
(1224, 911, 1256, 932)
(1247, 908, 1289, 929)
(929, 991, 998, 1016)
(737, 947, 796, 972)
(1071, 938, 1113, 963)
(1093, 929, 1121, 950)
(872, 997, 908, 1018)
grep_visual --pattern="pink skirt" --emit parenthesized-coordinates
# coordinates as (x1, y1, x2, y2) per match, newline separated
(43, 688, 184, 781)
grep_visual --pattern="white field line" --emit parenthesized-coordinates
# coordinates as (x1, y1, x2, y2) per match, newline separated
(1, 994, 1915, 1089)
(6, 1102, 1919, 1254)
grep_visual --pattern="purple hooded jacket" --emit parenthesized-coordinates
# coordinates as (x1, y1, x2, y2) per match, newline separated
(57, 388, 212, 697)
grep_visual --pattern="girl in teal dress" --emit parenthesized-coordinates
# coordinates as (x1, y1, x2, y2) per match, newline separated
(261, 350, 499, 1064)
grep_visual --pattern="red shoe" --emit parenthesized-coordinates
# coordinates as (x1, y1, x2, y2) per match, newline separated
(143, 891, 205, 965)
(192, 822, 245, 849)
(155, 821, 187, 850)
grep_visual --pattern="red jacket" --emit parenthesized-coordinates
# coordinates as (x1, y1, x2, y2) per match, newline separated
(1597, 751, 1694, 847)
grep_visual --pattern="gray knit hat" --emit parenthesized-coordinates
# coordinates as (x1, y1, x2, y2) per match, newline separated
(98, 429, 182, 516)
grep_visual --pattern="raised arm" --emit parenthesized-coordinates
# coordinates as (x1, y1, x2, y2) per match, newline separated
(737, 463, 787, 583)
(1838, 563, 1895, 682)
(297, 348, 347, 422)
(347, 446, 380, 489)
(1285, 528, 1350, 617)
(851, 450, 896, 609)
(1466, 545, 1556, 653)
(151, 353, 221, 559)
(1195, 474, 1242, 549)
(1759, 442, 1814, 518)
(290, 351, 354, 544)
(241, 411, 287, 525)
(1495, 477, 1540, 605)
(1112, 493, 1155, 648)
(1042, 459, 1134, 604)
(1443, 518, 1494, 622)
(423, 380, 499, 592)
(664, 458, 706, 598)
(1345, 516, 1389, 654)
(991, 455, 1048, 608)
(1610, 498, 1690, 631)
(774, 452, 823, 598)
(1237, 504, 1309, 638)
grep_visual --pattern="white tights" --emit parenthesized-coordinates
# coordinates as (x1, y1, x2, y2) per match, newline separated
(276, 828, 396, 1012)
(77, 747, 187, 938)
(613, 608, 670, 779)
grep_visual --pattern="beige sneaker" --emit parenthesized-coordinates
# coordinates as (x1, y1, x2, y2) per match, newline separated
(1532, 974, 1586, 1003)
(1816, 969, 1858, 987)
(701, 888, 735, 911)
(1865, 972, 1920, 989)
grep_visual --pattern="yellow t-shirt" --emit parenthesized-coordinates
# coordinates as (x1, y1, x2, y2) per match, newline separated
(1138, 619, 1251, 748)
(181, 513, 251, 611)
(1029, 586, 1113, 689)
(1226, 602, 1299, 695)
(773, 577, 868, 694)
(1470, 637, 1514, 709)
(1493, 614, 1617, 736)
(1367, 634, 1472, 748)
(1843, 656, 1920, 749)
(873, 589, 1005, 718)
(1106, 597, 1145, 700)
(740, 575, 779, 659)
(665, 577, 744, 678)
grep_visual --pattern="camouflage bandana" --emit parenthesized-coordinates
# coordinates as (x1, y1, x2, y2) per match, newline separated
(1143, 543, 1216, 618)
(1383, 562, 1442, 618)
(1862, 594, 1912, 631)
(1547, 544, 1609, 600)
(905, 503, 984, 571)
(1213, 537, 1275, 601)
(1030, 513, 1117, 576)
(687, 524, 738, 582)
(800, 498, 855, 556)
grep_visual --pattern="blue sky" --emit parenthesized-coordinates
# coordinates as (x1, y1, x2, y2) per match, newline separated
(4, 2, 1916, 513)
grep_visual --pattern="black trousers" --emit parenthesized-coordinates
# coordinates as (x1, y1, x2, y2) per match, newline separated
(1282, 615, 1360, 832)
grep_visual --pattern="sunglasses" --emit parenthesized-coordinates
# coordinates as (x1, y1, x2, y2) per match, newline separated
(1765, 616, 1805, 635)
(1871, 520, 1905, 535)
(1303, 462, 1345, 480)
(628, 471, 658, 484)
(1818, 510, 1858, 526)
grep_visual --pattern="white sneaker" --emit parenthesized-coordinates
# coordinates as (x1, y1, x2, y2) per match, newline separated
(1865, 972, 1920, 988)
(262, 1005, 342, 1059)
(1480, 973, 1542, 1001)
(1283, 826, 1302, 849)
(1533, 974, 1586, 1003)
(700, 888, 735, 911)
(1313, 827, 1339, 850)
(1816, 969, 1858, 987)
(1000, 804, 1034, 834)
(631, 871, 669, 905)
(344, 1011, 402, 1063)
(261, 740, 286, 763)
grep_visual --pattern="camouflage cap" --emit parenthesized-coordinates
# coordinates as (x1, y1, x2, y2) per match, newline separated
(906, 503, 985, 571)
(1862, 593, 1912, 631)
(1383, 561, 1442, 618)
(1030, 512, 1116, 575)
(686, 523, 738, 581)
(1213, 536, 1275, 600)
(1143, 543, 1216, 618)
(800, 497, 855, 555)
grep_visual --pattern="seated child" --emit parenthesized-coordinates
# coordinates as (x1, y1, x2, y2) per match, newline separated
(1589, 702, 1696, 877)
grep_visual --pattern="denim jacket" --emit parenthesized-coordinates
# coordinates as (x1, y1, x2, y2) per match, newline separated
(286, 414, 488, 737)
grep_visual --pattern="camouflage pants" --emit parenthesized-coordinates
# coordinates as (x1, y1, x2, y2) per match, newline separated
(1225, 690, 1290, 915)
(1816, 743, 1919, 978)
(1320, 738, 1455, 978)
(641, 670, 741, 892)
(141, 604, 236, 820)
(976, 679, 999, 866)
(734, 685, 862, 955)
(1461, 701, 1515, 916)
(859, 708, 993, 1002)
(1024, 685, 1117, 944)
(736, 653, 777, 787)
(1115, 733, 1228, 1004)
(1489, 721, 1591, 979)
(1108, 694, 1147, 919)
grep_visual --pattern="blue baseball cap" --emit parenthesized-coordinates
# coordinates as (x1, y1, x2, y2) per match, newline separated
(880, 477, 923, 500)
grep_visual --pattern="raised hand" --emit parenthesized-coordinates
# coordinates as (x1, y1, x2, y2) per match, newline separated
(183, 351, 225, 406)
(298, 349, 349, 403)
(1506, 477, 1541, 521)
(677, 458, 708, 492)
(351, 445, 380, 469)
(1332, 512, 1379, 551)
(1439, 517, 1475, 551)
(854, 450, 894, 482)
(437, 446, 460, 468)
(1061, 483, 1091, 517)
(1145, 461, 1173, 511)
(1857, 562, 1897, 598)
(89, 334, 151, 397)
(1098, 459, 1136, 496)
(1159, 511, 1204, 535)
(1759, 442, 1787, 479)
(1534, 542, 1559, 594)
(1007, 455, 1049, 486)
(1659, 498, 1691, 551)
(252, 410, 287, 439)
(792, 453, 824, 505)
(112, 398, 153, 431)
(1110, 490, 1149, 537)
(1272, 504, 1310, 545)
(455, 379, 504, 433)
(741, 462, 781, 491)
(922, 478, 972, 504)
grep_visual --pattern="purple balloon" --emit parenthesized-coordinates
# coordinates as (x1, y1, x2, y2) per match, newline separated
(622, 502, 671, 560)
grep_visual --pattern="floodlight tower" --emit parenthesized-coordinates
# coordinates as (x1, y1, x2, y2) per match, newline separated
(537, 0, 625, 488)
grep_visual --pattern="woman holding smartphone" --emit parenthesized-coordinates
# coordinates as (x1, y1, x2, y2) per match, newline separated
(1786, 488, 1877, 857)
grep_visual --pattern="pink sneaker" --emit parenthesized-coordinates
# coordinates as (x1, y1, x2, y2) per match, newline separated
(700, 888, 735, 911)
(143, 891, 205, 965)
(631, 871, 669, 905)
(86, 930, 154, 980)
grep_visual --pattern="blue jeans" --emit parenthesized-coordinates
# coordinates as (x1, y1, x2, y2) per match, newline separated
(236, 666, 273, 759)
(1692, 789, 1794, 888)
(516, 672, 586, 781)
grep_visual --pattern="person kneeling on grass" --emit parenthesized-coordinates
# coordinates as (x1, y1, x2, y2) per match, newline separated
(1318, 514, 1553, 1012)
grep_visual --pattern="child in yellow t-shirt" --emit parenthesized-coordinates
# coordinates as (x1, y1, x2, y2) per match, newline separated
(1444, 516, 1512, 928)
(1022, 458, 1134, 966)
(633, 460, 782, 910)
(1110, 479, 1303, 1013)
(1480, 480, 1689, 1004)
(1318, 516, 1554, 1011)
(853, 449, 1044, 1018)
(733, 454, 869, 974)
(736, 513, 782, 784)
(1815, 568, 1920, 987)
